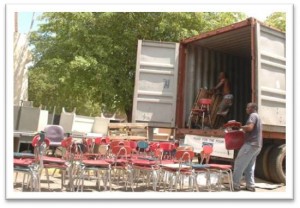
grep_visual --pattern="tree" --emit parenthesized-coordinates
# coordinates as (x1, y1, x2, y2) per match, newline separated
(28, 12, 245, 120)
(265, 12, 286, 32)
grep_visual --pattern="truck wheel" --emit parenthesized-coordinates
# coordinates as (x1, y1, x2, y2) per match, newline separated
(255, 143, 273, 181)
(268, 144, 286, 184)
(255, 144, 268, 179)
(255, 146, 265, 179)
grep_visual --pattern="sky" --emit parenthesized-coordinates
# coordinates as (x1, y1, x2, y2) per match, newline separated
(244, 11, 273, 21)
(18, 12, 42, 34)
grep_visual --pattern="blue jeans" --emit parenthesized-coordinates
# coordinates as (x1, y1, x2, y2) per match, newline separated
(233, 143, 261, 188)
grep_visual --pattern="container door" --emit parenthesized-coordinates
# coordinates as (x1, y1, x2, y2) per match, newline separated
(132, 40, 179, 127)
(255, 23, 286, 132)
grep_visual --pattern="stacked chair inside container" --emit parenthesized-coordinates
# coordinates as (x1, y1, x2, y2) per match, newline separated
(187, 89, 213, 129)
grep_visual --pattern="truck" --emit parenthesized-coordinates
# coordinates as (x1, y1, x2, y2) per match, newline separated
(132, 17, 286, 184)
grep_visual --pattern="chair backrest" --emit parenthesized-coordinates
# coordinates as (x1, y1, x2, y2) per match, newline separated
(159, 142, 175, 151)
(32, 134, 50, 148)
(175, 150, 194, 163)
(60, 136, 73, 159)
(31, 133, 50, 162)
(176, 146, 194, 152)
(111, 145, 132, 157)
(129, 141, 137, 149)
(119, 140, 130, 147)
(61, 136, 73, 148)
(137, 141, 149, 153)
(94, 137, 102, 145)
(149, 142, 160, 152)
(95, 136, 110, 145)
(137, 141, 148, 149)
(44, 125, 65, 145)
(200, 145, 213, 164)
(202, 145, 213, 154)
(110, 140, 123, 148)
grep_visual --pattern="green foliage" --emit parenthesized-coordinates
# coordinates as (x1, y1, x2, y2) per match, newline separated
(28, 12, 245, 119)
(265, 12, 286, 32)
(201, 12, 247, 32)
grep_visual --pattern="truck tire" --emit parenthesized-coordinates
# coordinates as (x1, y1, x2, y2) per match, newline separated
(268, 144, 286, 184)
(255, 144, 267, 179)
(255, 143, 273, 181)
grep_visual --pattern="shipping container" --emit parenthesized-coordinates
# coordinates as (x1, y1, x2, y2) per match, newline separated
(133, 18, 286, 183)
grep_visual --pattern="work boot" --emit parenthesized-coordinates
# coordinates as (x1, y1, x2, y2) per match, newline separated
(233, 186, 241, 192)
(246, 186, 256, 192)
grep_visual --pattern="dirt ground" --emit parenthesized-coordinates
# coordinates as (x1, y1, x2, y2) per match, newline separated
(13, 167, 285, 193)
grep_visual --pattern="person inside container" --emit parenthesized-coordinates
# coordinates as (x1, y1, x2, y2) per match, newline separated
(213, 72, 233, 116)
(233, 102, 262, 192)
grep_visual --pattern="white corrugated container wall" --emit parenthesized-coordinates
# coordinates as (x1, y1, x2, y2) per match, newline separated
(132, 40, 179, 127)
(256, 23, 286, 133)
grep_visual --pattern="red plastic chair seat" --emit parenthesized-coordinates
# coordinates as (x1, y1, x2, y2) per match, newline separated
(82, 153, 99, 159)
(82, 160, 110, 167)
(42, 156, 66, 164)
(179, 169, 194, 175)
(14, 158, 34, 166)
(131, 159, 157, 166)
(209, 164, 232, 170)
(105, 158, 128, 164)
(198, 98, 212, 105)
(43, 163, 69, 169)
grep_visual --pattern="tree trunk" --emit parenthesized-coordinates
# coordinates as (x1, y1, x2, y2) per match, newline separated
(125, 108, 132, 122)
